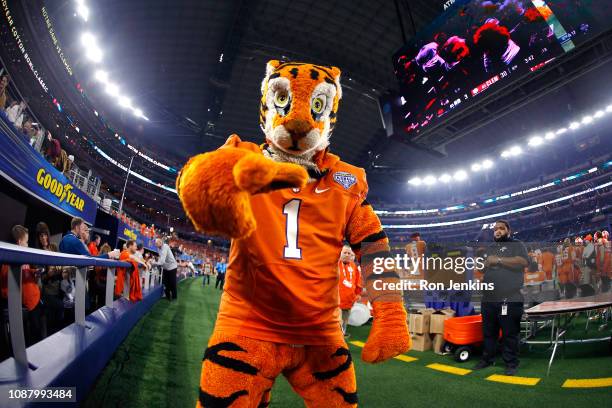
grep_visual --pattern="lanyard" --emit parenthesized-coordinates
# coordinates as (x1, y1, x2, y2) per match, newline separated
(341, 262, 353, 282)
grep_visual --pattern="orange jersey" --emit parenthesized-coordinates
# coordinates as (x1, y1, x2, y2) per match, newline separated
(338, 261, 362, 309)
(573, 245, 583, 261)
(596, 240, 612, 277)
(215, 151, 374, 345)
(557, 246, 577, 284)
(605, 241, 612, 277)
(404, 240, 426, 279)
(541, 251, 555, 280)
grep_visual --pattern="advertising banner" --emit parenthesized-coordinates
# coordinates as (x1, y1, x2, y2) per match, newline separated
(0, 115, 97, 224)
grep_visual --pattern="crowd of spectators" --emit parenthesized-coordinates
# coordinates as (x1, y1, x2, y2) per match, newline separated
(169, 237, 226, 262)
(0, 213, 229, 360)
(0, 217, 152, 359)
(0, 71, 73, 174)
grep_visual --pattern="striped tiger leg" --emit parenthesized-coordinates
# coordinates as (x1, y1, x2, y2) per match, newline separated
(284, 342, 358, 408)
(197, 332, 280, 408)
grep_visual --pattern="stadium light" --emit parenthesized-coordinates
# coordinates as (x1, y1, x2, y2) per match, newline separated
(398, 102, 610, 188)
(382, 181, 612, 229)
(133, 108, 144, 118)
(105, 82, 119, 96)
(81, 32, 95, 46)
(76, 4, 89, 21)
(119, 96, 132, 108)
(453, 170, 467, 181)
(509, 145, 522, 156)
(439, 174, 452, 183)
(94, 70, 108, 82)
(423, 175, 436, 186)
(528, 136, 543, 147)
(86, 46, 103, 63)
(408, 177, 422, 186)
(81, 32, 103, 62)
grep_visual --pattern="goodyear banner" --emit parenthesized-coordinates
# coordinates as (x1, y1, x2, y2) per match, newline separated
(116, 221, 157, 252)
(0, 115, 97, 224)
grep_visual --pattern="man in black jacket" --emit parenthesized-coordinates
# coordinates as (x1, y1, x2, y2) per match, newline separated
(474, 219, 528, 376)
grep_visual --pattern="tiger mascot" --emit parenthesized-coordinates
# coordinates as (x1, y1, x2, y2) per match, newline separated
(177, 60, 411, 408)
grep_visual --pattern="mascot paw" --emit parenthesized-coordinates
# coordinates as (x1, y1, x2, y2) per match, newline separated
(233, 153, 308, 194)
(361, 302, 411, 364)
(177, 137, 307, 239)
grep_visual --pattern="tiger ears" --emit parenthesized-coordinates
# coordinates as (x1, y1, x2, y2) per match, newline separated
(262, 60, 281, 95)
(330, 66, 341, 79)
(266, 60, 281, 77)
(330, 66, 342, 100)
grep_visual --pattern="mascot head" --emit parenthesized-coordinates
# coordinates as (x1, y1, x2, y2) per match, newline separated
(260, 60, 342, 162)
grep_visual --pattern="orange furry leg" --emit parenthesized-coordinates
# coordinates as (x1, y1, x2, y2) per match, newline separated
(197, 332, 285, 408)
(284, 342, 358, 408)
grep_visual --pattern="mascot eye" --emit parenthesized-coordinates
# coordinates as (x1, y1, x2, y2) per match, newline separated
(274, 91, 290, 108)
(311, 96, 326, 114)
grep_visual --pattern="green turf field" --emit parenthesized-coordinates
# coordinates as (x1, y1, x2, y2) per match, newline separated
(83, 278, 612, 407)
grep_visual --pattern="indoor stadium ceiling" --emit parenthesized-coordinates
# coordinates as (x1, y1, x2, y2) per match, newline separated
(46, 0, 611, 185)
(52, 0, 444, 165)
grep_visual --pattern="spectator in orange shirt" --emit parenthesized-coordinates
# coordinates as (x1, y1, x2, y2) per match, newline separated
(540, 248, 555, 281)
(116, 240, 142, 302)
(0, 225, 44, 345)
(88, 235, 101, 256)
(337, 245, 362, 338)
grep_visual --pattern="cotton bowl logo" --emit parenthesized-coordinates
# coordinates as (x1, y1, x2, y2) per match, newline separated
(333, 172, 356, 189)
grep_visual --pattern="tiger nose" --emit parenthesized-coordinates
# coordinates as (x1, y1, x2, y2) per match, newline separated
(284, 119, 311, 141)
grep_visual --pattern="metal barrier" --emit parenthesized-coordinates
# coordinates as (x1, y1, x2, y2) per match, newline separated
(0, 241, 132, 368)
(66, 163, 101, 201)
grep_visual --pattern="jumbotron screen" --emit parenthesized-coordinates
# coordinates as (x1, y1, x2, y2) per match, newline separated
(392, 0, 612, 138)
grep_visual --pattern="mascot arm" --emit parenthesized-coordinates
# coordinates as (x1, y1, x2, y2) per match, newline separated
(176, 135, 308, 239)
(346, 199, 411, 363)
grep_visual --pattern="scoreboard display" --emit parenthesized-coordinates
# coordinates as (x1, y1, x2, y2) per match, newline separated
(392, 0, 612, 139)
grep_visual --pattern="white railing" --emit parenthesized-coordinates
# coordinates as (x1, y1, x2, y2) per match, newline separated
(0, 242, 146, 368)
(66, 163, 101, 201)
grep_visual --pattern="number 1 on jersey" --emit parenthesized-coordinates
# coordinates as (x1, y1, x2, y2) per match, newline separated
(283, 199, 302, 259)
